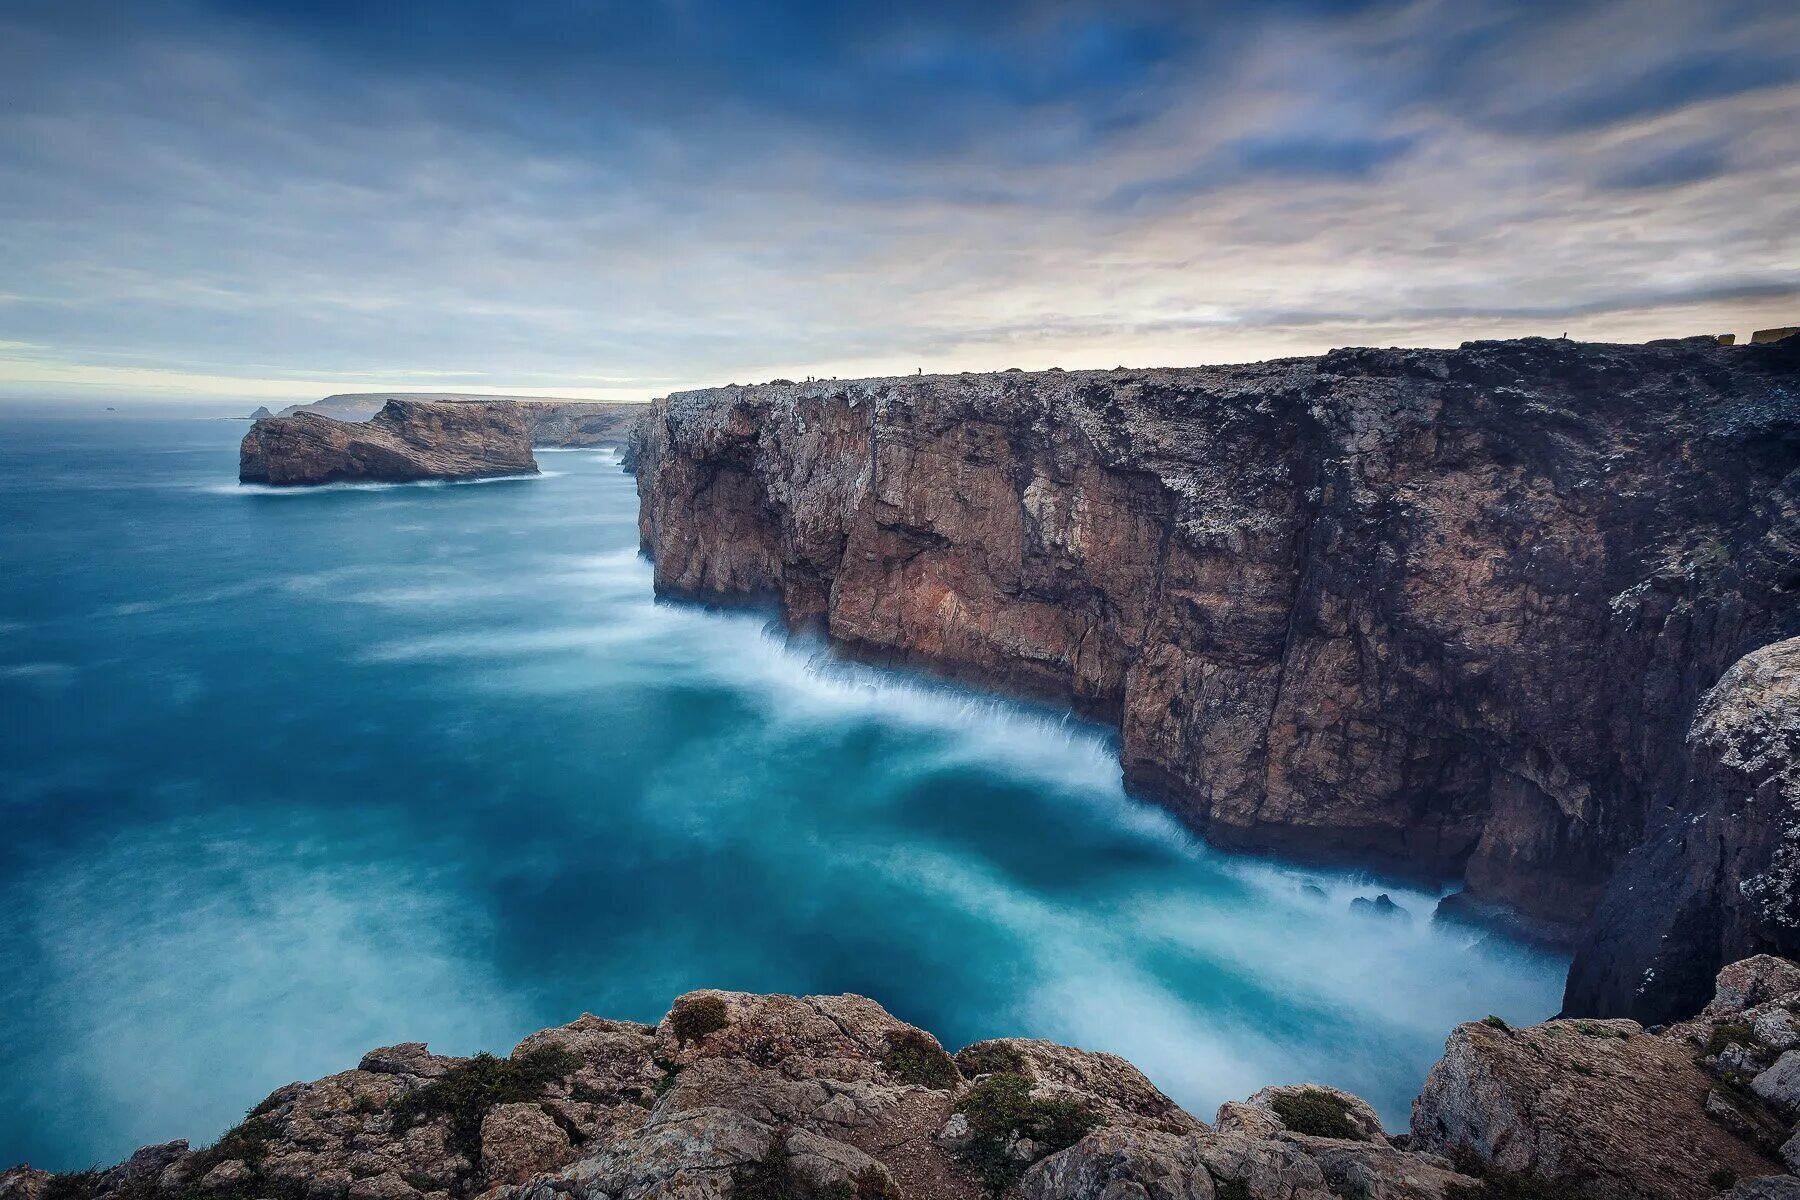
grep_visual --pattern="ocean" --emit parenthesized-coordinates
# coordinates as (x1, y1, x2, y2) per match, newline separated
(0, 413, 1566, 1170)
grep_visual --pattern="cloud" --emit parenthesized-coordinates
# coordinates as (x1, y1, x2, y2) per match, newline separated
(0, 0, 1796, 403)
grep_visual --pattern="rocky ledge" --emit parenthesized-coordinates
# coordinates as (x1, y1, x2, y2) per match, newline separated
(240, 400, 538, 486)
(12, 958, 1800, 1200)
(631, 336, 1800, 1017)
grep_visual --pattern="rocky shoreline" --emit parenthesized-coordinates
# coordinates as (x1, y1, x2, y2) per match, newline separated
(8, 956, 1800, 1200)
(630, 336, 1800, 1019)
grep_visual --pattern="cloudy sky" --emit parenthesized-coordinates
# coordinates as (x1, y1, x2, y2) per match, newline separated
(2, 0, 1797, 405)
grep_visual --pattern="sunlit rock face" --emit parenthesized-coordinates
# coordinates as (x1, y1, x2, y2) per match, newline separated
(240, 399, 538, 486)
(633, 336, 1800, 966)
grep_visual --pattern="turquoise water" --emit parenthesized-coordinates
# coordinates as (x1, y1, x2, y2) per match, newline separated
(0, 414, 1566, 1171)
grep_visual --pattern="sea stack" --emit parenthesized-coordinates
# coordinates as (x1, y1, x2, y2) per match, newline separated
(239, 399, 538, 486)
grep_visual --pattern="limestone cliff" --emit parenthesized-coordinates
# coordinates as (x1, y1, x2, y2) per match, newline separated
(632, 337, 1800, 961)
(9, 959, 1800, 1200)
(240, 400, 538, 486)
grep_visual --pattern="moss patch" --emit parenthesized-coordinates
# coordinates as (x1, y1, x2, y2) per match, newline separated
(389, 1045, 582, 1161)
(1269, 1088, 1367, 1141)
(881, 1029, 958, 1090)
(669, 994, 729, 1046)
(1702, 1022, 1754, 1058)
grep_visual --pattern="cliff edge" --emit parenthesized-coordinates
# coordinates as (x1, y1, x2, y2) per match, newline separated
(632, 336, 1800, 1011)
(8, 958, 1800, 1200)
(239, 400, 538, 486)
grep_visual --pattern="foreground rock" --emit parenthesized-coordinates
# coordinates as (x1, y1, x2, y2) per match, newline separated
(239, 400, 537, 486)
(632, 336, 1800, 1006)
(13, 959, 1800, 1200)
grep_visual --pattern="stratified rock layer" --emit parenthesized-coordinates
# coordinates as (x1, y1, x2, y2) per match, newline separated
(632, 336, 1800, 968)
(12, 960, 1800, 1200)
(240, 400, 538, 486)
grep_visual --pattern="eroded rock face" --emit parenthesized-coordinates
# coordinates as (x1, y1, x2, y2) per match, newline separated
(16, 964, 1800, 1200)
(239, 400, 538, 485)
(633, 336, 1800, 961)
(1569, 638, 1800, 1022)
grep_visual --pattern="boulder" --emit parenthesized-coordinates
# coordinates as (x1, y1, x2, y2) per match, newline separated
(1754, 1052, 1800, 1114)
(478, 1103, 574, 1186)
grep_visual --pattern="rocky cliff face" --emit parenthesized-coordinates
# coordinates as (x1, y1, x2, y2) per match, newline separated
(1568, 637, 1800, 1021)
(9, 959, 1800, 1200)
(632, 337, 1800, 955)
(240, 400, 538, 486)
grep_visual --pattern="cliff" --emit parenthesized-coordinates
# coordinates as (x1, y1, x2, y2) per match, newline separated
(632, 336, 1800, 982)
(7, 958, 1799, 1200)
(240, 400, 538, 486)
(276, 394, 647, 447)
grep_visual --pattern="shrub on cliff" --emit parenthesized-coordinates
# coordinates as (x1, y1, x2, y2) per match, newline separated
(669, 994, 729, 1046)
(731, 1133, 897, 1200)
(1443, 1149, 1587, 1200)
(953, 1071, 1102, 1194)
(41, 1171, 102, 1200)
(1269, 1088, 1367, 1140)
(954, 1040, 1026, 1078)
(881, 1028, 958, 1089)
(389, 1045, 581, 1159)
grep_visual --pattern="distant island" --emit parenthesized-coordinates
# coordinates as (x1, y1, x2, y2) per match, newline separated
(252, 392, 645, 448)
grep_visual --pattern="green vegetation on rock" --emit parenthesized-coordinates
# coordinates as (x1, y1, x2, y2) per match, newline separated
(389, 1045, 582, 1160)
(669, 994, 730, 1046)
(880, 1028, 958, 1089)
(1269, 1088, 1367, 1141)
(952, 1072, 1102, 1195)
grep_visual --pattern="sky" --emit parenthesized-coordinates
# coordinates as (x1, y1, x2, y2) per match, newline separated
(1, 0, 1797, 406)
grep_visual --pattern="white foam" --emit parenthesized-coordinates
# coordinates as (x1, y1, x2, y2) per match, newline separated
(203, 472, 556, 496)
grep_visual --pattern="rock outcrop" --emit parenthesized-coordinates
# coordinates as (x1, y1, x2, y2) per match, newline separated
(632, 336, 1800, 981)
(239, 400, 538, 486)
(275, 394, 647, 447)
(14, 960, 1800, 1200)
